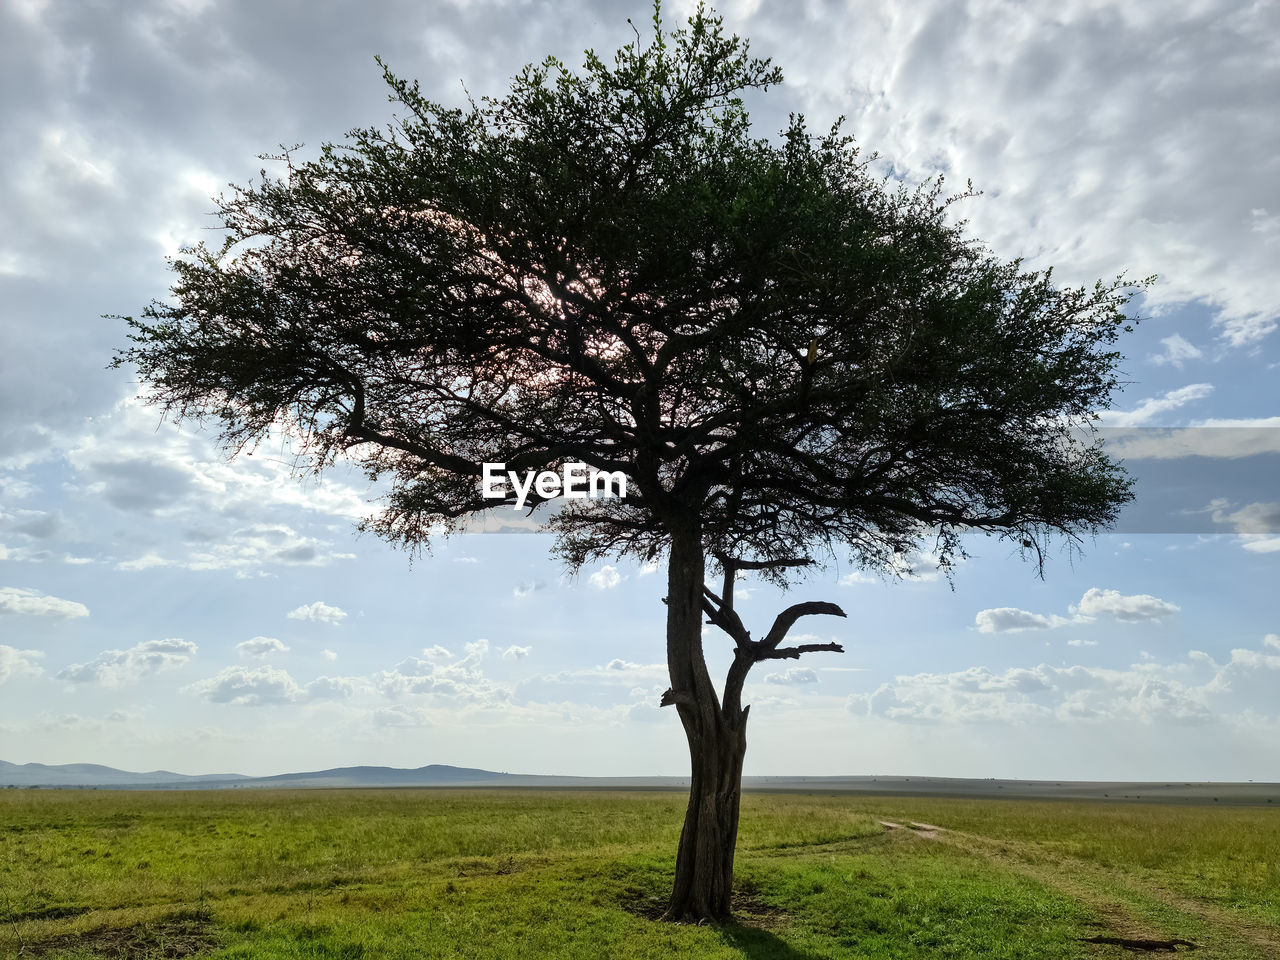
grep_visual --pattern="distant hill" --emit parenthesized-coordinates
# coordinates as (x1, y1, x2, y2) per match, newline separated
(246, 764, 548, 788)
(3, 761, 1276, 804)
(0, 760, 590, 790)
(0, 760, 249, 787)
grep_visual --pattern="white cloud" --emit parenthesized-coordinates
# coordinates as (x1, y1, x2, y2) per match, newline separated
(977, 587, 1178, 635)
(321, 648, 338, 662)
(286, 600, 348, 624)
(1200, 646, 1280, 706)
(0, 478, 37, 501)
(185, 665, 301, 705)
(839, 570, 877, 585)
(764, 667, 819, 685)
(839, 549, 950, 584)
(588, 565, 623, 589)
(1072, 587, 1180, 622)
(638, 562, 660, 577)
(851, 665, 1054, 724)
(0, 645, 45, 685)
(184, 666, 355, 706)
(306, 675, 357, 701)
(513, 580, 545, 598)
(1149, 333, 1203, 369)
(852, 662, 1207, 725)
(975, 607, 1061, 634)
(1240, 537, 1280, 554)
(376, 637, 510, 705)
(184, 524, 353, 572)
(67, 395, 374, 523)
(58, 638, 197, 687)
(1262, 634, 1280, 651)
(12, 396, 370, 573)
(518, 660, 669, 705)
(117, 552, 169, 571)
(1210, 501, 1280, 535)
(502, 645, 531, 660)
(1099, 384, 1214, 427)
(1102, 425, 1280, 460)
(236, 636, 290, 659)
(0, 586, 88, 618)
(753, 1, 1280, 346)
(0, 539, 96, 566)
(854, 634, 1280, 728)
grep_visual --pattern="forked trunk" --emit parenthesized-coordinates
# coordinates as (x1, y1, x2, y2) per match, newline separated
(661, 521, 749, 922)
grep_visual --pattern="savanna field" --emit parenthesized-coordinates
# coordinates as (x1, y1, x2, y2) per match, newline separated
(1, 789, 1276, 959)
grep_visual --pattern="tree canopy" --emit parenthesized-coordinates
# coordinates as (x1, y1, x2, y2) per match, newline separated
(114, 2, 1142, 921)
(116, 5, 1137, 580)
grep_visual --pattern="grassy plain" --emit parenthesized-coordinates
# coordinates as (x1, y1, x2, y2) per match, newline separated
(1, 788, 1276, 959)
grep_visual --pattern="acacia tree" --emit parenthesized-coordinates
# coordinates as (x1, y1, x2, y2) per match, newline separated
(114, 4, 1139, 922)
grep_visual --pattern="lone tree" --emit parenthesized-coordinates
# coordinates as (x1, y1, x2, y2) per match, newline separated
(115, 4, 1140, 922)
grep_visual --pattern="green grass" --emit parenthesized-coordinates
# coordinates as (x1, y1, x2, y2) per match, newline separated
(839, 796, 1280, 926)
(1, 789, 1276, 958)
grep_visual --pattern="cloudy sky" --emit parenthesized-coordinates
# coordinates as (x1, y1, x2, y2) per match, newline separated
(1, 0, 1277, 780)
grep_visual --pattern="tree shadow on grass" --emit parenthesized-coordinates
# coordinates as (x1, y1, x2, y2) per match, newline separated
(617, 880, 823, 960)
(718, 921, 826, 960)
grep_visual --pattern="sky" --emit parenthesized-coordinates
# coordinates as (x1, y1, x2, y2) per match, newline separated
(1, 0, 1277, 780)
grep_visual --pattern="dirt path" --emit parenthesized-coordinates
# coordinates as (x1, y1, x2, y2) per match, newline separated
(909, 824, 1278, 958)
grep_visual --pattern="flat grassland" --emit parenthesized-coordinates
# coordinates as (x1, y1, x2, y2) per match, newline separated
(1, 789, 1276, 959)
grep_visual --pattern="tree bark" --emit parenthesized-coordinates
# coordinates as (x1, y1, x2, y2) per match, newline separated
(658, 529, 846, 921)
(662, 520, 748, 923)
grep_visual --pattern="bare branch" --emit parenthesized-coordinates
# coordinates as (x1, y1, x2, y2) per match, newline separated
(732, 557, 813, 571)
(719, 555, 736, 613)
(701, 586, 751, 645)
(760, 601, 847, 650)
(762, 642, 845, 660)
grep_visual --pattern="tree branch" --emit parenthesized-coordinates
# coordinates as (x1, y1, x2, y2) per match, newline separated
(660, 687, 695, 708)
(733, 557, 813, 571)
(701, 587, 752, 645)
(762, 642, 845, 660)
(760, 601, 847, 650)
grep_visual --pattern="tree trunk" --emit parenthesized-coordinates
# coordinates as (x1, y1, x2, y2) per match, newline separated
(665, 709, 748, 922)
(662, 520, 749, 923)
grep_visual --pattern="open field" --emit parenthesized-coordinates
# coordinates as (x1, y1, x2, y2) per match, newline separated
(1, 789, 1276, 959)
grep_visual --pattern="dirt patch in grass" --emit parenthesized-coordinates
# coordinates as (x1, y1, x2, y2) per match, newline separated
(619, 880, 789, 928)
(729, 887, 790, 929)
(1080, 934, 1198, 952)
(25, 918, 218, 959)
